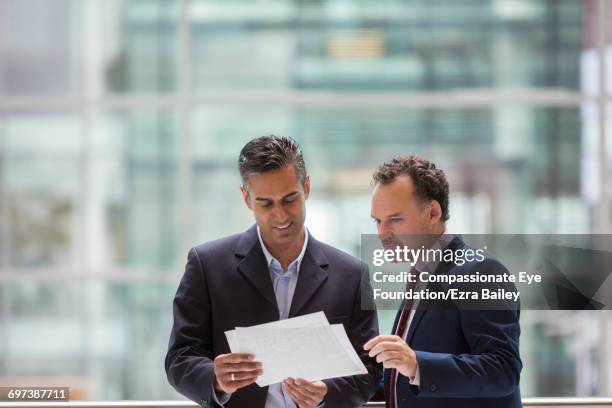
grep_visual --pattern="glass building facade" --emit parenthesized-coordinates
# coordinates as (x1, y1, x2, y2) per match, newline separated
(0, 0, 611, 401)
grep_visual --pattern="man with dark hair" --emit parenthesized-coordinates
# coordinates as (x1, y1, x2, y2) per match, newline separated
(165, 135, 380, 408)
(364, 155, 522, 408)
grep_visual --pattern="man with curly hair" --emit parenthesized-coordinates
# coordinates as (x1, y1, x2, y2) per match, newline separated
(365, 156, 522, 408)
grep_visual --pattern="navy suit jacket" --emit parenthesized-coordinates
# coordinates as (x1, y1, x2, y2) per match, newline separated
(384, 236, 522, 408)
(165, 225, 381, 408)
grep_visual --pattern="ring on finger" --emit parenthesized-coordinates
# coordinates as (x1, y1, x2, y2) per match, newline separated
(231, 373, 236, 382)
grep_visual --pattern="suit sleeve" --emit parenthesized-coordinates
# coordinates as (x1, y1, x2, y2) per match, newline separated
(165, 248, 218, 407)
(409, 260, 522, 398)
(322, 263, 382, 407)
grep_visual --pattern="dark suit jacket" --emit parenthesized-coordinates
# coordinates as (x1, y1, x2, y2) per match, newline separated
(165, 225, 381, 408)
(384, 236, 522, 408)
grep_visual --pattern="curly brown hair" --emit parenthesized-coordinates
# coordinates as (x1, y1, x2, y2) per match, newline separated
(373, 155, 450, 222)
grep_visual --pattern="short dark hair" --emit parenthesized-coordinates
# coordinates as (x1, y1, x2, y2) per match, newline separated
(373, 155, 450, 222)
(238, 135, 307, 187)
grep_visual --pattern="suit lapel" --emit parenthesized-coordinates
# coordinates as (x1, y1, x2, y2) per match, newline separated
(235, 225, 278, 310)
(405, 309, 426, 345)
(289, 232, 329, 317)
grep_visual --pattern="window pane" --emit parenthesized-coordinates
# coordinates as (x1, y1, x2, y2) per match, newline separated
(0, 0, 81, 96)
(1, 114, 82, 267)
(103, 0, 179, 93)
(89, 109, 180, 269)
(0, 280, 178, 400)
(189, 0, 583, 92)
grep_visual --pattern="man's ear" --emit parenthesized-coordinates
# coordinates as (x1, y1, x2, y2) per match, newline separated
(240, 185, 252, 210)
(428, 200, 442, 225)
(303, 175, 311, 199)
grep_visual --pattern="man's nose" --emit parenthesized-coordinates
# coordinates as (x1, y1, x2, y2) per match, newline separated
(272, 204, 289, 222)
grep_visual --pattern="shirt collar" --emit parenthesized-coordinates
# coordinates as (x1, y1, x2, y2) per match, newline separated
(256, 225, 309, 271)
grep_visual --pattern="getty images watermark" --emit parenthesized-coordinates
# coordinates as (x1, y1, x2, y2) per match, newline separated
(360, 234, 612, 311)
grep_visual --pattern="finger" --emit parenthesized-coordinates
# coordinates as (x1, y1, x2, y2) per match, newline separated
(364, 335, 401, 350)
(285, 385, 314, 408)
(369, 341, 403, 357)
(218, 353, 256, 363)
(291, 378, 322, 394)
(228, 361, 263, 371)
(284, 385, 307, 407)
(283, 381, 307, 403)
(284, 379, 318, 406)
(376, 351, 402, 363)
(226, 369, 262, 382)
(217, 361, 262, 373)
(216, 376, 257, 394)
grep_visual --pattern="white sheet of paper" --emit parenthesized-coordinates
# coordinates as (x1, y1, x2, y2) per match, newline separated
(224, 311, 329, 351)
(330, 324, 367, 370)
(228, 317, 367, 386)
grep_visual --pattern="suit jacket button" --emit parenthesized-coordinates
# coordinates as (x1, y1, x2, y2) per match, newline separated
(430, 384, 437, 392)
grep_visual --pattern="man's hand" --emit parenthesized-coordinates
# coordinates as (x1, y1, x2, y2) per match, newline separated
(364, 335, 418, 378)
(282, 378, 327, 408)
(213, 353, 262, 394)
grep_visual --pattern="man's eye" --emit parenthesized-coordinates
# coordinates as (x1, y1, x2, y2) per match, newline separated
(284, 198, 296, 204)
(390, 218, 403, 223)
(261, 203, 272, 208)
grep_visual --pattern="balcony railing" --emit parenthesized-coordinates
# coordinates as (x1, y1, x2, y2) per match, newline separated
(2, 400, 612, 408)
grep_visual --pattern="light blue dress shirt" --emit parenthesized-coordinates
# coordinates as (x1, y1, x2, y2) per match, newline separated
(258, 226, 308, 408)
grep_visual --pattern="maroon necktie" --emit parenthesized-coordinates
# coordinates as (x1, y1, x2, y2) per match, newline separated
(388, 267, 420, 408)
